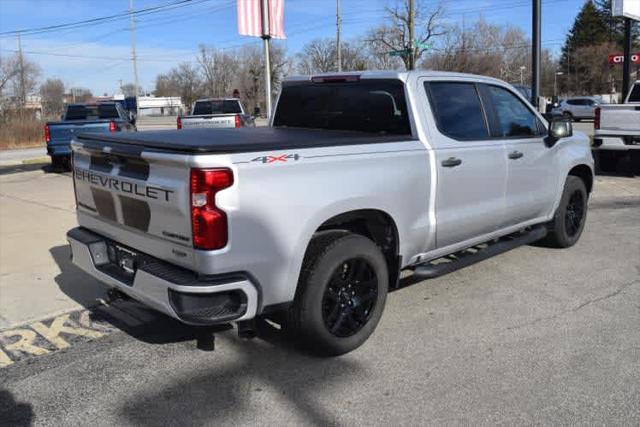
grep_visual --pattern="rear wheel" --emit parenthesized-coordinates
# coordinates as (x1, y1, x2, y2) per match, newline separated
(543, 176, 588, 248)
(288, 232, 388, 356)
(562, 111, 573, 121)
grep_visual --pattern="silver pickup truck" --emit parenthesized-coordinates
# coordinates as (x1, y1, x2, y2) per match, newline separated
(67, 71, 594, 356)
(177, 98, 255, 130)
(593, 81, 640, 173)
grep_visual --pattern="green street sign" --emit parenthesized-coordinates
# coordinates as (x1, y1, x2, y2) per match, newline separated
(416, 41, 431, 49)
(388, 48, 411, 57)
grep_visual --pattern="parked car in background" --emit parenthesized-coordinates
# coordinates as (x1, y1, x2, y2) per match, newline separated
(45, 102, 136, 170)
(552, 96, 600, 121)
(67, 71, 593, 356)
(177, 98, 255, 129)
(593, 81, 640, 174)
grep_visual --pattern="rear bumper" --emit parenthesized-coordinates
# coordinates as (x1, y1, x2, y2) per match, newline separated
(592, 135, 640, 150)
(67, 227, 259, 325)
(47, 142, 71, 157)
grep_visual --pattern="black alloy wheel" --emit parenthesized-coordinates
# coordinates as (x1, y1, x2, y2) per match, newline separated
(564, 190, 585, 237)
(321, 258, 378, 338)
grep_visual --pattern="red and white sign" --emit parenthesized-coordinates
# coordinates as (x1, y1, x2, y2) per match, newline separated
(608, 53, 640, 65)
(237, 0, 286, 39)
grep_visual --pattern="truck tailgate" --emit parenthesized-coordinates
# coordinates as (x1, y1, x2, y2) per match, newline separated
(181, 114, 237, 129)
(71, 140, 197, 268)
(49, 121, 113, 143)
(599, 105, 640, 133)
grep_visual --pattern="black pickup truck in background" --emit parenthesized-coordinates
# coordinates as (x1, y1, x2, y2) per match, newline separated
(45, 102, 136, 169)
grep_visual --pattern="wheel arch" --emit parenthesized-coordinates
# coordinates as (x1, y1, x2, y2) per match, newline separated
(568, 164, 593, 194)
(312, 209, 401, 289)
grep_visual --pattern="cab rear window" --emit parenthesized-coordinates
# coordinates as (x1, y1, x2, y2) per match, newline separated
(273, 79, 411, 135)
(65, 104, 120, 120)
(628, 84, 640, 103)
(193, 100, 242, 115)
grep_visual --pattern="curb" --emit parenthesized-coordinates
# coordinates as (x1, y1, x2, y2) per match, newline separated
(0, 156, 50, 168)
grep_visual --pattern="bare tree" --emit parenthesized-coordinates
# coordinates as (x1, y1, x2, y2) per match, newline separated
(40, 78, 65, 117)
(0, 54, 20, 96)
(297, 39, 336, 74)
(198, 45, 239, 98)
(67, 87, 93, 103)
(154, 62, 203, 110)
(366, 1, 446, 71)
(235, 44, 289, 114)
(120, 83, 137, 97)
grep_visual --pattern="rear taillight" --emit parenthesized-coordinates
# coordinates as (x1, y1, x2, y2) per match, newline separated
(109, 121, 117, 132)
(594, 107, 600, 130)
(234, 114, 241, 128)
(44, 124, 51, 142)
(177, 116, 182, 129)
(190, 168, 234, 250)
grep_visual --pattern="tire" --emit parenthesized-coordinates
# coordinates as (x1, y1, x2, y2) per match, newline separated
(288, 231, 388, 357)
(562, 111, 573, 121)
(543, 176, 588, 248)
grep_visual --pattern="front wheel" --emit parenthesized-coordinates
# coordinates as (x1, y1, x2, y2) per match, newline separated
(543, 176, 588, 248)
(288, 232, 388, 357)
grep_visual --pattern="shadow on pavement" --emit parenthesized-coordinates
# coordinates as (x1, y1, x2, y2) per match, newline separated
(0, 162, 49, 176)
(118, 326, 363, 426)
(50, 245, 109, 309)
(0, 389, 34, 427)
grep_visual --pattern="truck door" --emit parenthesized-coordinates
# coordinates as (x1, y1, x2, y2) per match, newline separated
(423, 81, 507, 249)
(480, 84, 558, 226)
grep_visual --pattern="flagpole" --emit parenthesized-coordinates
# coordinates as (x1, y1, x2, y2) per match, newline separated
(260, 0, 272, 120)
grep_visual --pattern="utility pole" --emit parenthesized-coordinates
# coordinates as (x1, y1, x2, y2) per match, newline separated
(531, 0, 541, 108)
(17, 32, 26, 108)
(408, 0, 415, 70)
(260, 0, 272, 119)
(622, 18, 632, 98)
(336, 0, 342, 72)
(129, 0, 140, 115)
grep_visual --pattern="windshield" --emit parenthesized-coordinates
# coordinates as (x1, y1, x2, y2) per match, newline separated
(193, 100, 242, 115)
(273, 79, 412, 135)
(628, 84, 640, 103)
(65, 104, 120, 120)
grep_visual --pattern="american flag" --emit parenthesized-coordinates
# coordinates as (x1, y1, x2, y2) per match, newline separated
(237, 0, 286, 39)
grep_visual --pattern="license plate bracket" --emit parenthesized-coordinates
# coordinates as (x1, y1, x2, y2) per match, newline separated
(107, 243, 138, 275)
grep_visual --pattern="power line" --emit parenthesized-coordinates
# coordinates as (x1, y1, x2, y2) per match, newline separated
(0, 0, 217, 38)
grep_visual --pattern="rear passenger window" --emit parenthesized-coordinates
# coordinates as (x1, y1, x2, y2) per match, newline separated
(486, 86, 540, 138)
(426, 82, 489, 140)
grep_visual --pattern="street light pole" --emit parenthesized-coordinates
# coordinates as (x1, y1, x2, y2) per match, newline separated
(260, 0, 272, 120)
(554, 72, 563, 97)
(520, 66, 526, 85)
(336, 0, 341, 72)
(531, 0, 541, 106)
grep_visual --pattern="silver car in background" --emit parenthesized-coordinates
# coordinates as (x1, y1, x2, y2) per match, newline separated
(552, 96, 600, 121)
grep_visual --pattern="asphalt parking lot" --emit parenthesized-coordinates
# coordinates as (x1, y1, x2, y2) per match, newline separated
(1, 125, 639, 424)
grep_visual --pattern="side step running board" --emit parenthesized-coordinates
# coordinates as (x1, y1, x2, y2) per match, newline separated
(411, 226, 547, 279)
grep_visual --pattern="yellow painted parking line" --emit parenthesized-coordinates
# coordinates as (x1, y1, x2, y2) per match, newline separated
(0, 309, 111, 368)
(31, 314, 104, 350)
(0, 329, 50, 357)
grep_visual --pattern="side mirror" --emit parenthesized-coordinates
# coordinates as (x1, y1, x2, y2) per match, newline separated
(545, 119, 572, 147)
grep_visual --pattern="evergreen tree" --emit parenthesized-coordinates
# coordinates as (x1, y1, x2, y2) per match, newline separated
(593, 0, 640, 46)
(559, 1, 611, 94)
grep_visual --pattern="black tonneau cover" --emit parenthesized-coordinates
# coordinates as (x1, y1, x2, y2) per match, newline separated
(76, 127, 414, 154)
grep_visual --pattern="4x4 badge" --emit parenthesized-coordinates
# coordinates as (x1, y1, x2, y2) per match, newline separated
(251, 154, 300, 164)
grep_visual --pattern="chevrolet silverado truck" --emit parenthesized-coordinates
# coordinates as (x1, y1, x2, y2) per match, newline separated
(67, 71, 594, 356)
(177, 98, 255, 130)
(593, 81, 640, 174)
(45, 102, 136, 170)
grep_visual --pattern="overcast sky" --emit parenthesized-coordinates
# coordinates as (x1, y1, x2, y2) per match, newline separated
(0, 0, 585, 95)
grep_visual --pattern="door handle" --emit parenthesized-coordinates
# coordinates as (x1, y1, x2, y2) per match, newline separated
(508, 150, 524, 160)
(441, 157, 462, 167)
